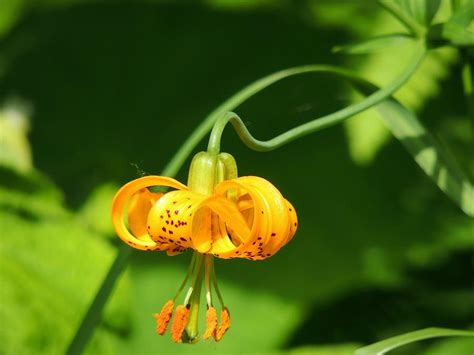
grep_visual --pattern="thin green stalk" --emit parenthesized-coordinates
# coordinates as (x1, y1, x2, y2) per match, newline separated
(173, 252, 196, 301)
(210, 258, 225, 308)
(68, 41, 425, 354)
(208, 43, 425, 153)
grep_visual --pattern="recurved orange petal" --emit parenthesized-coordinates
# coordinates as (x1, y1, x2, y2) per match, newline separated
(111, 176, 187, 251)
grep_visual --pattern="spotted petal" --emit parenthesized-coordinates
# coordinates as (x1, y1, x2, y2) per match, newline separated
(111, 176, 187, 251)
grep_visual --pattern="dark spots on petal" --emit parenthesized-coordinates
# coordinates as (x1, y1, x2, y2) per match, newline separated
(257, 237, 262, 240)
(166, 220, 169, 225)
(289, 208, 292, 211)
(174, 210, 179, 215)
(261, 211, 264, 214)
(169, 230, 174, 235)
(271, 233, 276, 237)
(180, 237, 187, 242)
(294, 222, 297, 226)
(162, 227, 167, 232)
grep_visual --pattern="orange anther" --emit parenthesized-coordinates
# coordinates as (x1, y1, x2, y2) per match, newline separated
(153, 300, 174, 335)
(171, 305, 190, 343)
(215, 307, 230, 341)
(203, 306, 217, 340)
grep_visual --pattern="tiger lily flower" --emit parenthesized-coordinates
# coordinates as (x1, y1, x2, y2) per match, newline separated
(111, 152, 297, 343)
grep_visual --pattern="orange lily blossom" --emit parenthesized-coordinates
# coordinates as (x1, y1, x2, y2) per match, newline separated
(111, 151, 297, 343)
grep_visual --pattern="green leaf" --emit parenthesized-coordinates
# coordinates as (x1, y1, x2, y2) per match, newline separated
(442, 1, 474, 46)
(381, 0, 442, 27)
(352, 79, 474, 217)
(355, 327, 474, 355)
(0, 168, 131, 354)
(0, 0, 25, 39)
(333, 34, 414, 54)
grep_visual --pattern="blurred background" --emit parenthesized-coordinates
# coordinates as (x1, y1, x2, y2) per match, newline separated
(0, 0, 473, 354)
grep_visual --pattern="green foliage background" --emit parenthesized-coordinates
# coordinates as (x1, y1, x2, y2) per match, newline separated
(0, 1, 472, 354)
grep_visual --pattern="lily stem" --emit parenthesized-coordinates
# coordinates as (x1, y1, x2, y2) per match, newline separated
(207, 42, 425, 154)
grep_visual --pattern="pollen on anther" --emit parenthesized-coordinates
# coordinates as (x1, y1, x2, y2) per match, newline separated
(153, 300, 174, 335)
(215, 308, 230, 341)
(171, 305, 190, 343)
(204, 306, 217, 340)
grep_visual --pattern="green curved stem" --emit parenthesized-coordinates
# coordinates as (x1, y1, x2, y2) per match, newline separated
(68, 41, 426, 354)
(169, 42, 425, 171)
(207, 43, 425, 153)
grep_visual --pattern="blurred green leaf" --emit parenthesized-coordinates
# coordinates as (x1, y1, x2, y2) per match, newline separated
(0, 100, 32, 173)
(333, 34, 414, 54)
(0, 0, 25, 39)
(352, 79, 474, 216)
(0, 168, 131, 354)
(345, 39, 457, 165)
(378, 0, 441, 30)
(442, 1, 474, 46)
(355, 327, 474, 355)
(287, 343, 360, 354)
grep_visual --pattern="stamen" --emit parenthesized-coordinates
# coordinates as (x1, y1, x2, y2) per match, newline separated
(203, 306, 217, 340)
(171, 305, 190, 343)
(153, 300, 174, 335)
(215, 307, 230, 341)
(210, 257, 225, 308)
(172, 252, 196, 301)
